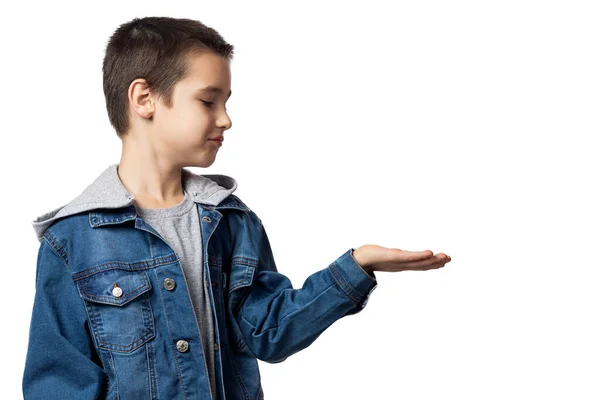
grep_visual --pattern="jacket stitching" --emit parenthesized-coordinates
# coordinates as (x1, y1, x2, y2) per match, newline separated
(72, 254, 179, 280)
(153, 268, 190, 400)
(106, 350, 120, 400)
(327, 263, 360, 303)
(239, 283, 337, 335)
(146, 341, 159, 400)
(225, 343, 251, 399)
(42, 230, 70, 269)
(79, 273, 149, 304)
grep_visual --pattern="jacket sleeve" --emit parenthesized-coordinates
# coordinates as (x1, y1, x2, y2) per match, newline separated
(233, 219, 379, 363)
(23, 232, 107, 399)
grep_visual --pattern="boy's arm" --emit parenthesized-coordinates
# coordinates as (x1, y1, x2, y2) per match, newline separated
(23, 233, 106, 399)
(232, 219, 378, 364)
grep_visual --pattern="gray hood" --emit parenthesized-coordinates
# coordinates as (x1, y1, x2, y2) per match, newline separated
(32, 163, 238, 242)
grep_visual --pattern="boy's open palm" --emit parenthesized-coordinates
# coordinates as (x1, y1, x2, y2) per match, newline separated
(353, 245, 451, 273)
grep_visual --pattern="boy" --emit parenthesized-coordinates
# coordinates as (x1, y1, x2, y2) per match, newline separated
(22, 16, 451, 400)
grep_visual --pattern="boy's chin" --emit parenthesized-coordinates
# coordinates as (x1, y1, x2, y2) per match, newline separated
(185, 155, 217, 168)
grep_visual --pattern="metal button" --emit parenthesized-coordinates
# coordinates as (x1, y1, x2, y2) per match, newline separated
(164, 278, 176, 291)
(112, 283, 123, 298)
(214, 343, 219, 351)
(202, 216, 212, 223)
(176, 340, 189, 353)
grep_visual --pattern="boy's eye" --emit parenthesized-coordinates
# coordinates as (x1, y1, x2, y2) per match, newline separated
(201, 100, 228, 112)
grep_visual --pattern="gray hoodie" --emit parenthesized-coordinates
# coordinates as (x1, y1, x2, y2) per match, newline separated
(32, 163, 238, 241)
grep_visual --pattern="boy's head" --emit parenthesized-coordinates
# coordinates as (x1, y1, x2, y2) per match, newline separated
(103, 16, 234, 168)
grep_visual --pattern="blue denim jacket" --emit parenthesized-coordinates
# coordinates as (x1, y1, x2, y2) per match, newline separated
(23, 165, 378, 399)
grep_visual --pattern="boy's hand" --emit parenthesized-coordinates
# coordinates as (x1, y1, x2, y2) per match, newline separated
(352, 245, 451, 273)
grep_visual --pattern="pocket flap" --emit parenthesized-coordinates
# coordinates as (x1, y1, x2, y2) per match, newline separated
(229, 261, 256, 292)
(76, 268, 151, 306)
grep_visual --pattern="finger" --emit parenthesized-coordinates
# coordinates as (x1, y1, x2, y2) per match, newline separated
(394, 249, 434, 261)
(402, 256, 447, 270)
(413, 262, 445, 271)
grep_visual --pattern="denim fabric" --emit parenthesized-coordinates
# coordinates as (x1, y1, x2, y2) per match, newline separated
(23, 181, 379, 399)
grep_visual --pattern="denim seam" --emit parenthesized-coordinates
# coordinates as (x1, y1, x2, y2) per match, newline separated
(154, 268, 189, 400)
(77, 290, 104, 366)
(231, 256, 259, 267)
(106, 350, 119, 400)
(228, 266, 255, 292)
(225, 344, 251, 399)
(72, 253, 179, 280)
(42, 231, 69, 269)
(240, 283, 337, 335)
(328, 262, 360, 303)
(175, 255, 213, 400)
(78, 272, 150, 304)
(146, 341, 159, 400)
(87, 302, 106, 350)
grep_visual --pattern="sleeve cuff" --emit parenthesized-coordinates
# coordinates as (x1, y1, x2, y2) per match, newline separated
(328, 248, 379, 309)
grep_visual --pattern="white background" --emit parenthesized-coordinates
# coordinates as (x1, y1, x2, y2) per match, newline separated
(1, 0, 598, 398)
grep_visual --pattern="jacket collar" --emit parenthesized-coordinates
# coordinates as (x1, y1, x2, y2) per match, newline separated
(32, 163, 249, 242)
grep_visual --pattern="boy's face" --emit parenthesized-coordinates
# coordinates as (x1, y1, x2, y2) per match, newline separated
(135, 51, 232, 168)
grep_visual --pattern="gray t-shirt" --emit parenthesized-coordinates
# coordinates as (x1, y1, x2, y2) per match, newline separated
(135, 189, 217, 400)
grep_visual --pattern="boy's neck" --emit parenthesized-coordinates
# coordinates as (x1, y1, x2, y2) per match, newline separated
(116, 158, 185, 210)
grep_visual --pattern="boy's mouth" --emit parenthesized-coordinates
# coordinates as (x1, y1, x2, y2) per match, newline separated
(209, 135, 224, 142)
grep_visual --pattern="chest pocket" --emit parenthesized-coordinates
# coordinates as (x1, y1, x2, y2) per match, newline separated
(74, 267, 155, 353)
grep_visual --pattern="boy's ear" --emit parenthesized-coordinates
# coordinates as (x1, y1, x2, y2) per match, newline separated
(128, 78, 155, 119)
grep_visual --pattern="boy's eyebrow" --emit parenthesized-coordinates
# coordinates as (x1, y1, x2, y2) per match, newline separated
(197, 85, 232, 99)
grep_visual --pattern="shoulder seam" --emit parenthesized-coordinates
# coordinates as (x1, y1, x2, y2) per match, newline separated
(228, 194, 253, 212)
(42, 230, 70, 271)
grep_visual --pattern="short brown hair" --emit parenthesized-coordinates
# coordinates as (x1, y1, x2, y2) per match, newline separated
(102, 16, 235, 139)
